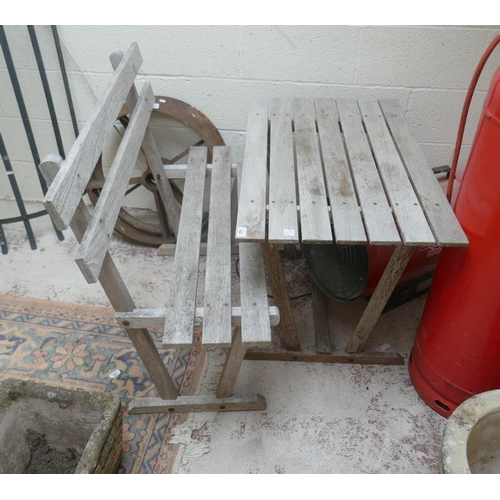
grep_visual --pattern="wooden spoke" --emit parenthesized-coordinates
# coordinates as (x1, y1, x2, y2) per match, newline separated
(86, 98, 225, 246)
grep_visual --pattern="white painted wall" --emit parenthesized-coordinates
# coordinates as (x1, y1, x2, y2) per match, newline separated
(1, 25, 499, 210)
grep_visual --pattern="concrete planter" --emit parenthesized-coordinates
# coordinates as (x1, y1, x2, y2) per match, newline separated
(439, 389, 500, 474)
(0, 379, 122, 474)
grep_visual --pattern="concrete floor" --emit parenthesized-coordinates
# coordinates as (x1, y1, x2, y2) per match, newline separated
(0, 199, 446, 474)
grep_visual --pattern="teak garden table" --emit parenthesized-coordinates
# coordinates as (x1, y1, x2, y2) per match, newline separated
(235, 97, 468, 365)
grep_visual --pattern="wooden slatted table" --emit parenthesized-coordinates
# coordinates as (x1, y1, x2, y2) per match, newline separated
(236, 97, 468, 365)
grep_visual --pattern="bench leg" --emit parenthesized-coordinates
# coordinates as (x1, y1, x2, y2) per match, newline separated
(345, 245, 415, 353)
(41, 159, 179, 402)
(129, 328, 266, 413)
(216, 327, 246, 398)
(260, 242, 301, 351)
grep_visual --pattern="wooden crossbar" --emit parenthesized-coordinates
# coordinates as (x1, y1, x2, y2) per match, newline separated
(129, 394, 266, 414)
(115, 306, 280, 329)
(75, 82, 155, 283)
(43, 43, 142, 230)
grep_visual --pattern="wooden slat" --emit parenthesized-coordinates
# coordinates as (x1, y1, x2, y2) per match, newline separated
(40, 155, 178, 401)
(244, 349, 404, 365)
(129, 393, 266, 414)
(115, 306, 280, 330)
(43, 43, 142, 230)
(336, 99, 401, 245)
(235, 98, 269, 242)
(359, 100, 435, 246)
(110, 51, 181, 236)
(293, 99, 332, 243)
(315, 98, 367, 244)
(163, 147, 207, 347)
(203, 146, 232, 346)
(268, 99, 298, 243)
(239, 243, 272, 346)
(379, 99, 468, 247)
(75, 83, 155, 283)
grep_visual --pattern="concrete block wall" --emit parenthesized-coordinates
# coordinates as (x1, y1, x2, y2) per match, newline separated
(1, 25, 499, 210)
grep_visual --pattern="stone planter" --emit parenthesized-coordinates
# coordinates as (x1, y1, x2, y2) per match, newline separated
(439, 389, 500, 474)
(0, 379, 122, 474)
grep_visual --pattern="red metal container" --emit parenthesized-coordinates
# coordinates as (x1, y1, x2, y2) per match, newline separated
(363, 244, 441, 298)
(409, 65, 500, 417)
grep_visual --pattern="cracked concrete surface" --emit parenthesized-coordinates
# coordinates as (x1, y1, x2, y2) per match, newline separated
(0, 200, 445, 473)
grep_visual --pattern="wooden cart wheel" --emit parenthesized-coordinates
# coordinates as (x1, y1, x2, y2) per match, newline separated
(86, 96, 225, 246)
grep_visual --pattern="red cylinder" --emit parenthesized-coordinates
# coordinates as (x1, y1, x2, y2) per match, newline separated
(409, 65, 500, 417)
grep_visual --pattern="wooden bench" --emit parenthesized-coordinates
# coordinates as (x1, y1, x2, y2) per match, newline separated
(41, 43, 277, 414)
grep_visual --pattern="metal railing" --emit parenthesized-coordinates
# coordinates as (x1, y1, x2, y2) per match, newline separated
(0, 25, 79, 253)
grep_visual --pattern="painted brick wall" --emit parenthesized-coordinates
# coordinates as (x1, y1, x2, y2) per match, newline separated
(1, 25, 499, 209)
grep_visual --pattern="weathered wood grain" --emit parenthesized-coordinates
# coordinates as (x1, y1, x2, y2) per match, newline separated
(379, 99, 468, 247)
(293, 99, 332, 243)
(43, 43, 142, 230)
(235, 98, 269, 242)
(203, 146, 232, 346)
(163, 147, 207, 347)
(315, 98, 367, 244)
(239, 242, 273, 346)
(359, 100, 435, 246)
(75, 82, 155, 283)
(268, 98, 299, 243)
(336, 98, 401, 245)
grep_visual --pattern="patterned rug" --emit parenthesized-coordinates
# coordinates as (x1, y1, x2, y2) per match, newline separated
(0, 294, 205, 473)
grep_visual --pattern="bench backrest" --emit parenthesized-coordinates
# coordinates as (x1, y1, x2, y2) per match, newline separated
(42, 43, 159, 284)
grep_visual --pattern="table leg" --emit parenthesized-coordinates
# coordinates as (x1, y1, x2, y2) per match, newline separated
(311, 280, 332, 354)
(345, 245, 415, 353)
(261, 242, 301, 351)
